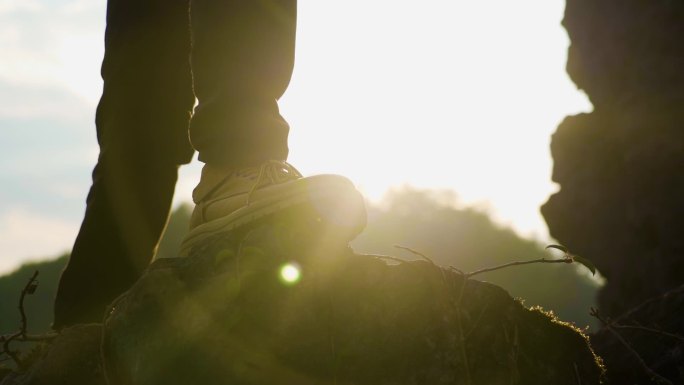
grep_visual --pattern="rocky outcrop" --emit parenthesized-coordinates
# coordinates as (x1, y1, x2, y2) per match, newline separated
(542, 0, 684, 315)
(101, 218, 603, 385)
(0, 211, 605, 384)
(0, 234, 605, 385)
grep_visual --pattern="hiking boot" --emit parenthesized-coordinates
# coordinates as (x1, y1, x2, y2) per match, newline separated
(178, 160, 366, 257)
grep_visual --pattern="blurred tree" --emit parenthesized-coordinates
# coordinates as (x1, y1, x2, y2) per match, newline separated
(154, 202, 192, 260)
(352, 187, 599, 328)
(0, 188, 599, 335)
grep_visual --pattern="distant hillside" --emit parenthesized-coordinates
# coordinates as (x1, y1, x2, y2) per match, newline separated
(0, 255, 67, 334)
(0, 188, 599, 334)
(352, 188, 599, 328)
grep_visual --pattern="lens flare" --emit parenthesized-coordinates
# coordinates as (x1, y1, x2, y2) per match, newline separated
(279, 263, 301, 285)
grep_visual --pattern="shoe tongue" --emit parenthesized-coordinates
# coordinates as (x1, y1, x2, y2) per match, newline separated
(193, 162, 299, 203)
(192, 164, 238, 203)
(193, 164, 267, 203)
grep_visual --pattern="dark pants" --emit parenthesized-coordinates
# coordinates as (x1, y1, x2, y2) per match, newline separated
(53, 0, 296, 329)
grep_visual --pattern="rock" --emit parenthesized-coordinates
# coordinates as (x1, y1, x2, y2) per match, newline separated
(564, 0, 684, 109)
(102, 213, 603, 385)
(0, 324, 105, 385)
(542, 0, 684, 315)
(591, 284, 684, 384)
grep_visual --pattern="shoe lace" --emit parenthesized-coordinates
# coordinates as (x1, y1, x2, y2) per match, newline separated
(246, 160, 303, 206)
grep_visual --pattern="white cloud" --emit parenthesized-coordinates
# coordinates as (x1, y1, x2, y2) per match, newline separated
(0, 0, 104, 102)
(0, 0, 43, 13)
(0, 80, 93, 120)
(0, 207, 78, 274)
(58, 0, 100, 16)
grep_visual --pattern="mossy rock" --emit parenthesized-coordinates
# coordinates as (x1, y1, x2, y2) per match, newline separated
(103, 212, 603, 385)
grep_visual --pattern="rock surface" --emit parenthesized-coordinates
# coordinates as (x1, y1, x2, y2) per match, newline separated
(0, 324, 105, 385)
(102, 216, 603, 385)
(542, 0, 684, 315)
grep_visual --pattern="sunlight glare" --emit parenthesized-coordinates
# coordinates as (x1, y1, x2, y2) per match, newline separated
(279, 263, 302, 285)
(280, 0, 593, 240)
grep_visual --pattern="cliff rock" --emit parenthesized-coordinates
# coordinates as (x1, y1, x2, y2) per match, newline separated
(542, 0, 684, 315)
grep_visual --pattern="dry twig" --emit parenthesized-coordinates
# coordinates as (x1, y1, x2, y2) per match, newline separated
(590, 307, 673, 385)
(394, 245, 437, 265)
(611, 324, 684, 344)
(0, 271, 57, 369)
(366, 254, 408, 264)
(2, 271, 38, 367)
(465, 257, 572, 278)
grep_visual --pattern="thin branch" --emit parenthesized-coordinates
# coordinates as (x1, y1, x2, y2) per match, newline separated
(465, 257, 571, 279)
(397, 245, 578, 279)
(573, 362, 582, 385)
(18, 271, 39, 338)
(394, 245, 436, 265)
(366, 254, 408, 264)
(2, 335, 21, 367)
(590, 308, 673, 385)
(2, 270, 40, 368)
(611, 324, 684, 344)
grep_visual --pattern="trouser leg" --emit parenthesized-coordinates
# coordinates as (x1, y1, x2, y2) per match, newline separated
(53, 0, 194, 329)
(189, 0, 297, 168)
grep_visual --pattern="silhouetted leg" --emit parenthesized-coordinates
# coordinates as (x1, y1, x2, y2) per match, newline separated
(53, 0, 195, 329)
(189, 0, 297, 168)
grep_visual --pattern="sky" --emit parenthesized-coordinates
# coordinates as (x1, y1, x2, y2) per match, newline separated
(0, 0, 591, 274)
